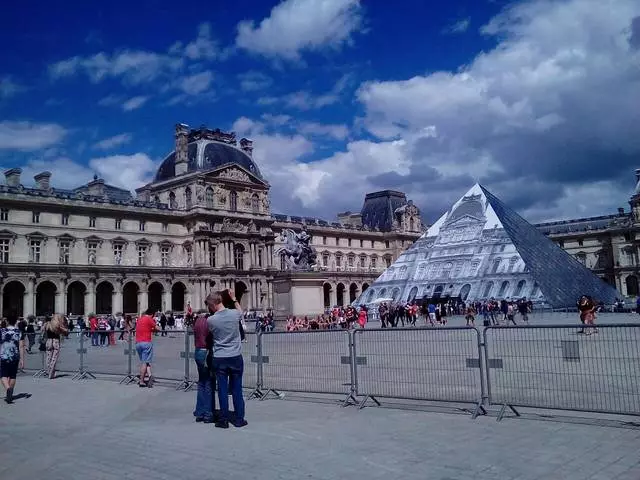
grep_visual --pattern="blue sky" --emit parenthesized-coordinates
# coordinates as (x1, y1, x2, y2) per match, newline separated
(1, 0, 639, 224)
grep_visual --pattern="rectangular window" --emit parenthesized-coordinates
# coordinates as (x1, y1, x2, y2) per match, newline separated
(258, 248, 263, 267)
(32, 212, 40, 224)
(89, 216, 96, 228)
(61, 213, 69, 226)
(348, 256, 354, 267)
(138, 245, 148, 266)
(323, 236, 327, 245)
(359, 256, 366, 268)
(371, 240, 374, 248)
(29, 240, 41, 263)
(115, 218, 122, 230)
(209, 247, 216, 267)
(113, 244, 123, 265)
(0, 209, 8, 221)
(360, 239, 364, 248)
(558, 240, 564, 248)
(348, 239, 352, 247)
(322, 254, 329, 267)
(385, 240, 390, 248)
(0, 239, 9, 263)
(162, 223, 168, 233)
(139, 221, 145, 232)
(336, 256, 342, 267)
(87, 241, 98, 264)
(161, 246, 170, 267)
(59, 241, 70, 264)
(578, 239, 584, 247)
(385, 257, 391, 268)
(336, 237, 340, 246)
(371, 257, 377, 268)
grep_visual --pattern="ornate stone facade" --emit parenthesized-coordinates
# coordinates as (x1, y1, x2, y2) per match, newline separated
(0, 124, 423, 318)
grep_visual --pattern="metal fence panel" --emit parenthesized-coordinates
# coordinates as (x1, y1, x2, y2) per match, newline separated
(354, 327, 484, 406)
(260, 330, 352, 395)
(83, 330, 131, 377)
(484, 324, 640, 416)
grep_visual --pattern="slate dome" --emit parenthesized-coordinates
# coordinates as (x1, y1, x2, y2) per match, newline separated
(154, 125, 264, 182)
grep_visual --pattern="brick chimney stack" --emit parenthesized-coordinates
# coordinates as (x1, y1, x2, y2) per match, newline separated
(175, 123, 190, 175)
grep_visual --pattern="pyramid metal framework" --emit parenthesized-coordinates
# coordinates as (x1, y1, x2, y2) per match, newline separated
(356, 184, 619, 308)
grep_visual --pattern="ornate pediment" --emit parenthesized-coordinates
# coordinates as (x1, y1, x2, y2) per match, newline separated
(217, 167, 251, 183)
(444, 214, 485, 228)
(221, 218, 249, 233)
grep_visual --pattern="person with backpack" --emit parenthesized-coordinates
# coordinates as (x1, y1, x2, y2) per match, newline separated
(1, 314, 25, 403)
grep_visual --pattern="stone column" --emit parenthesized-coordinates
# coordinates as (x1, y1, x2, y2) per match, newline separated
(24, 278, 35, 317)
(55, 279, 65, 314)
(249, 244, 255, 268)
(113, 284, 123, 315)
(162, 288, 171, 313)
(138, 288, 148, 314)
(84, 280, 95, 315)
(330, 283, 337, 307)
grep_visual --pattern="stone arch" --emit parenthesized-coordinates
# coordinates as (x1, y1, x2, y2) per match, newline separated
(407, 286, 418, 302)
(36, 280, 57, 316)
(498, 280, 510, 298)
(336, 283, 345, 306)
(234, 281, 248, 310)
(459, 284, 472, 301)
(365, 288, 376, 303)
(391, 287, 401, 302)
(251, 193, 260, 214)
(67, 280, 86, 315)
(433, 285, 444, 299)
(123, 281, 140, 315)
(514, 280, 526, 297)
(205, 186, 214, 208)
(323, 282, 332, 308)
(96, 281, 114, 315)
(361, 282, 370, 293)
(171, 281, 187, 312)
(483, 281, 494, 298)
(234, 243, 245, 270)
(349, 282, 359, 303)
(2, 280, 25, 318)
(626, 275, 639, 296)
(184, 186, 192, 209)
(148, 281, 164, 313)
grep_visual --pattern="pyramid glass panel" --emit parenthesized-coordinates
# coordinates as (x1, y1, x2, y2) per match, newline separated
(356, 184, 619, 308)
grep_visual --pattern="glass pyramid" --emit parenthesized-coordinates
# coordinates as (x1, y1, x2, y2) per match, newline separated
(356, 184, 619, 308)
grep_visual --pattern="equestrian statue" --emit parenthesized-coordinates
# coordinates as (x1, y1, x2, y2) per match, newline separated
(276, 228, 317, 270)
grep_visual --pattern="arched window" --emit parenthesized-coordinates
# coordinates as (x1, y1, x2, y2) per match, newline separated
(169, 191, 177, 209)
(409, 217, 415, 231)
(251, 194, 260, 214)
(492, 258, 501, 274)
(153, 195, 160, 203)
(280, 252, 288, 271)
(483, 281, 494, 298)
(626, 275, 639, 296)
(230, 191, 238, 212)
(498, 281, 509, 297)
(205, 187, 214, 208)
(234, 244, 245, 270)
(514, 280, 526, 297)
(508, 256, 518, 272)
(184, 187, 192, 209)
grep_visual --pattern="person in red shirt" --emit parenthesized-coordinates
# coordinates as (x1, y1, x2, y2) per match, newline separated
(135, 308, 157, 387)
(89, 315, 99, 346)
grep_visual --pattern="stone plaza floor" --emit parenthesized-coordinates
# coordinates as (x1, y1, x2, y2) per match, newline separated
(1, 375, 639, 480)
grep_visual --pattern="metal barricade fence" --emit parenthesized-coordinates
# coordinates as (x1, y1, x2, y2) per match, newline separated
(83, 330, 131, 378)
(259, 330, 353, 401)
(21, 332, 46, 376)
(353, 327, 486, 417)
(483, 324, 640, 420)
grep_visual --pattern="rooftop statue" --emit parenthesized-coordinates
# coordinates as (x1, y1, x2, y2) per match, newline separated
(277, 228, 317, 270)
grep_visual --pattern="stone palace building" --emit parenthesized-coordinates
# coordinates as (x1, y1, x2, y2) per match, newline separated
(1, 123, 638, 319)
(0, 124, 423, 318)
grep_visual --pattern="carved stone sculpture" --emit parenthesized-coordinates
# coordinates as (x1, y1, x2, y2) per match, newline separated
(276, 228, 317, 271)
(218, 168, 250, 183)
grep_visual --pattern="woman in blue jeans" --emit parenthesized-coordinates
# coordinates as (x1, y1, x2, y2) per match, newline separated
(192, 314, 216, 423)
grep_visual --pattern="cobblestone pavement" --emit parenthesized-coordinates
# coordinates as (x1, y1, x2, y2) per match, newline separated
(1, 377, 639, 480)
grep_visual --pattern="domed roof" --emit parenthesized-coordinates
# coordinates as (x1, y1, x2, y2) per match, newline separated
(154, 140, 264, 183)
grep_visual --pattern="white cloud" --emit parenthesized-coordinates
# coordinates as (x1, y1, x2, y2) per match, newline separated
(444, 17, 471, 34)
(258, 73, 351, 110)
(93, 133, 132, 150)
(179, 70, 214, 95)
(49, 23, 220, 89)
(2, 154, 157, 193)
(235, 0, 364, 60)
(350, 0, 640, 222)
(0, 121, 67, 151)
(122, 96, 150, 111)
(0, 76, 23, 99)
(299, 122, 349, 140)
(97, 94, 122, 106)
(238, 71, 273, 91)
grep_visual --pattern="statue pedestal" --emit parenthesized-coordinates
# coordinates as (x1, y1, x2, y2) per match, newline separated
(272, 272, 325, 319)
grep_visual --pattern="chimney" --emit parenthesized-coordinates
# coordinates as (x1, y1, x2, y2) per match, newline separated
(240, 138, 253, 157)
(175, 123, 190, 176)
(618, 207, 625, 215)
(4, 168, 22, 187)
(34, 171, 52, 190)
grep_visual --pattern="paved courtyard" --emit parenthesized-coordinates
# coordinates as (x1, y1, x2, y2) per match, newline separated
(1, 376, 639, 480)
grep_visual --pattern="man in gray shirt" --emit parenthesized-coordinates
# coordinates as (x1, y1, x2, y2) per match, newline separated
(206, 290, 247, 429)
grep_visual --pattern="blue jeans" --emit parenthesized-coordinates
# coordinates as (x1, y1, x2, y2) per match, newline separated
(194, 349, 215, 420)
(214, 355, 244, 423)
(91, 332, 99, 346)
